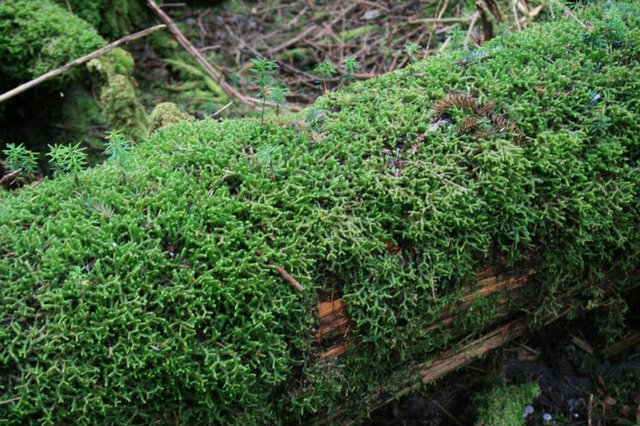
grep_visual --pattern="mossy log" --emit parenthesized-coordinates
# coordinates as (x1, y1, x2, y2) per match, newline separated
(1, 2, 640, 425)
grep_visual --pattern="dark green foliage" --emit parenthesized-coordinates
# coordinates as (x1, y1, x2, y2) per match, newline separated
(0, 0, 105, 88)
(341, 57, 360, 83)
(1, 2, 640, 424)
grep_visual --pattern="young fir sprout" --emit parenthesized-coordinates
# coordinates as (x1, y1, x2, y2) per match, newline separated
(304, 106, 326, 132)
(2, 143, 38, 174)
(250, 56, 278, 125)
(46, 142, 87, 185)
(447, 27, 466, 50)
(267, 83, 289, 117)
(313, 60, 337, 94)
(104, 130, 132, 183)
(257, 143, 278, 179)
(403, 42, 422, 64)
(342, 57, 360, 82)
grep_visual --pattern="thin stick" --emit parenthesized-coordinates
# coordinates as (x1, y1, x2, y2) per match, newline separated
(0, 25, 166, 104)
(512, 0, 522, 31)
(145, 0, 254, 108)
(0, 397, 21, 405)
(464, 12, 480, 48)
(273, 265, 305, 292)
(255, 250, 304, 292)
(409, 16, 473, 24)
(0, 169, 22, 185)
(211, 101, 233, 118)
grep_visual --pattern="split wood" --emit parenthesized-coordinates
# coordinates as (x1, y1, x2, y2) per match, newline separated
(0, 25, 166, 104)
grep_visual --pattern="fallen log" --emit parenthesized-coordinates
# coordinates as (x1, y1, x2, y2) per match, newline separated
(1, 2, 640, 425)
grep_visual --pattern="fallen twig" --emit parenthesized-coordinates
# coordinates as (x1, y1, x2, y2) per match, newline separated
(0, 169, 23, 185)
(273, 265, 305, 292)
(255, 249, 304, 292)
(0, 25, 166, 104)
(211, 101, 232, 118)
(145, 0, 255, 108)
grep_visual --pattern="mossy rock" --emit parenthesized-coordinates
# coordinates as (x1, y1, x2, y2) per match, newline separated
(1, 2, 640, 424)
(149, 102, 194, 132)
(0, 0, 105, 89)
(88, 49, 149, 142)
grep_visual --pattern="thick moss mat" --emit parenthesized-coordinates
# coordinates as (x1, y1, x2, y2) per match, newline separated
(1, 2, 640, 424)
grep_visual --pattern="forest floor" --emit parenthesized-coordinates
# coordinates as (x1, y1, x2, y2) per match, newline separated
(2, 0, 639, 424)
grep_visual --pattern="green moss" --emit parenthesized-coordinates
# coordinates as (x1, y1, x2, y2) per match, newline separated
(88, 48, 149, 142)
(0, 0, 105, 88)
(1, 2, 640, 424)
(475, 383, 541, 426)
(149, 102, 194, 133)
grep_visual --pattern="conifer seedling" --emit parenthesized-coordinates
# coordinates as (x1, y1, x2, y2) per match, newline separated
(46, 142, 87, 185)
(250, 56, 278, 125)
(105, 130, 132, 183)
(313, 60, 337, 94)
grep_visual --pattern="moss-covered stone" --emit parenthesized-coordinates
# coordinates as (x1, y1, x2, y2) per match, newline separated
(1, 2, 639, 424)
(0, 0, 105, 89)
(88, 48, 149, 142)
(149, 102, 194, 132)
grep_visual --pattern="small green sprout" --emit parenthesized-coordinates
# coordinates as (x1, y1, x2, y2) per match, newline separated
(267, 83, 289, 117)
(304, 106, 326, 131)
(250, 56, 279, 125)
(2, 143, 38, 174)
(46, 142, 87, 185)
(1, 143, 38, 186)
(313, 60, 337, 94)
(403, 42, 422, 64)
(447, 27, 466, 50)
(257, 143, 278, 179)
(342, 57, 360, 82)
(105, 130, 132, 183)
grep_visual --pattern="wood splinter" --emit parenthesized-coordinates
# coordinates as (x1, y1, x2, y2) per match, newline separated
(272, 264, 304, 292)
(256, 249, 304, 292)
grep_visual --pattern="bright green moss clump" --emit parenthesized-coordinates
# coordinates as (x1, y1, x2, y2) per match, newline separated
(0, 0, 105, 88)
(475, 383, 541, 426)
(1, 2, 640, 424)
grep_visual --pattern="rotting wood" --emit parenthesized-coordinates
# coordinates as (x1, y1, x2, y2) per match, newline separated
(0, 25, 166, 104)
(316, 299, 350, 342)
(316, 267, 535, 361)
(310, 267, 639, 425)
